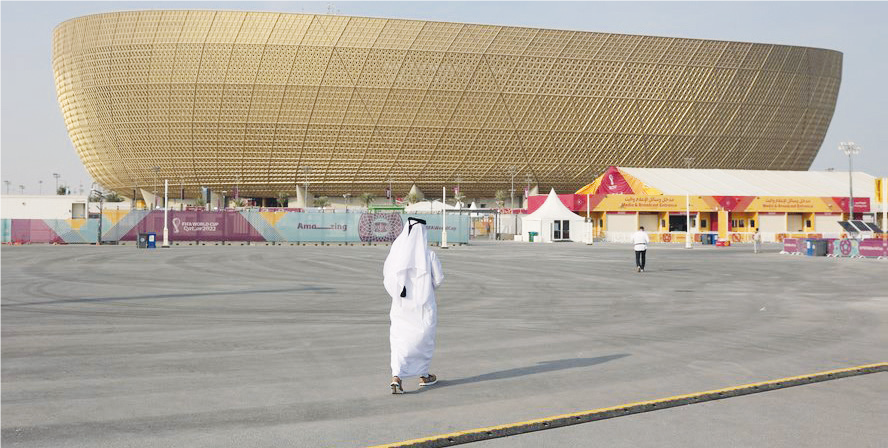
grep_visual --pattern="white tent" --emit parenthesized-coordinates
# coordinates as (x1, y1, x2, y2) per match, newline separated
(521, 189, 587, 243)
(404, 200, 457, 213)
(468, 201, 480, 218)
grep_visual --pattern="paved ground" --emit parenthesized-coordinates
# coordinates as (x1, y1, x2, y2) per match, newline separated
(2, 241, 886, 447)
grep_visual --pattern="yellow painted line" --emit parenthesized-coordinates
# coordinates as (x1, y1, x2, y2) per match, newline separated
(368, 362, 887, 448)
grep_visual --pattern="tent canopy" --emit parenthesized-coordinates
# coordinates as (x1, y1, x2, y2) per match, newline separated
(404, 200, 456, 212)
(525, 188, 585, 221)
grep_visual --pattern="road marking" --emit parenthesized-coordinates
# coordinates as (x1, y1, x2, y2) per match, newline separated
(368, 362, 887, 447)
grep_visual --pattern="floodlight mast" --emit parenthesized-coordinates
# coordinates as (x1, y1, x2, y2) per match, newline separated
(838, 142, 861, 220)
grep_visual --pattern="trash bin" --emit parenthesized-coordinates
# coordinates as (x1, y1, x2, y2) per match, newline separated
(528, 231, 538, 242)
(138, 232, 157, 249)
(805, 239, 815, 256)
(813, 239, 828, 256)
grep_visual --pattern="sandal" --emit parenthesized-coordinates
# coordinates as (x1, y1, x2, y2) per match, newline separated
(390, 377, 404, 394)
(419, 374, 437, 386)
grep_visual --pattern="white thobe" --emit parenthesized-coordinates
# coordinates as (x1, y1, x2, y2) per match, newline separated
(383, 223, 444, 378)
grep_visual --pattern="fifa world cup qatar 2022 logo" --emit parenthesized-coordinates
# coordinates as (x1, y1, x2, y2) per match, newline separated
(171, 217, 219, 233)
(358, 213, 403, 242)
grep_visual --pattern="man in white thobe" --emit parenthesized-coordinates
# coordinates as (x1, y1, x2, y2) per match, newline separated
(632, 226, 650, 273)
(383, 217, 444, 394)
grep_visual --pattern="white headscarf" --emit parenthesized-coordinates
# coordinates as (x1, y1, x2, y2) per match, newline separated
(383, 219, 430, 301)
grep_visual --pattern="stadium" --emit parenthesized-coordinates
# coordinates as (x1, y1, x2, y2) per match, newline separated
(52, 10, 842, 202)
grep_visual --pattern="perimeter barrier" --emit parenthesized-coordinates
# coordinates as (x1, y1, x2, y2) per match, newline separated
(1, 210, 470, 245)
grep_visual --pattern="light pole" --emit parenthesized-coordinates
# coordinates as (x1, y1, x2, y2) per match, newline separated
(38, 180, 43, 195)
(163, 179, 169, 247)
(838, 142, 861, 220)
(454, 175, 462, 207)
(53, 173, 60, 193)
(507, 166, 517, 210)
(4, 180, 10, 194)
(683, 157, 695, 248)
(441, 186, 448, 249)
(90, 184, 104, 245)
(524, 173, 533, 205)
(19, 184, 25, 194)
(151, 166, 161, 209)
(301, 165, 312, 208)
(388, 178, 393, 204)
(507, 166, 517, 235)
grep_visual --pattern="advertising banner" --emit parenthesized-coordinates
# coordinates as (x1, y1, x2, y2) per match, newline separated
(107, 210, 470, 244)
(122, 211, 265, 242)
(783, 238, 800, 253)
(594, 195, 714, 212)
(2, 210, 483, 245)
(858, 239, 888, 257)
(1, 219, 10, 242)
(832, 239, 860, 257)
(3, 218, 101, 244)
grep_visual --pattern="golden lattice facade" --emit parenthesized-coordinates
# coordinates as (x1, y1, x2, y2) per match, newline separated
(52, 11, 842, 199)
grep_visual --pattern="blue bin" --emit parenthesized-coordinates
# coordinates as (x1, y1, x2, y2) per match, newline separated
(146, 232, 157, 249)
(805, 239, 814, 256)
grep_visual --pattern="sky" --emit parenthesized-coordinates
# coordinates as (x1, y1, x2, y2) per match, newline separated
(2, 1, 886, 196)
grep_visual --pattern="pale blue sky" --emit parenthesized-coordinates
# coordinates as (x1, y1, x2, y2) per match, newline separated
(2, 1, 886, 195)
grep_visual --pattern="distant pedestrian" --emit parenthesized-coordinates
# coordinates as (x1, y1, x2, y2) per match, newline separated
(754, 228, 762, 254)
(632, 226, 650, 272)
(383, 217, 444, 394)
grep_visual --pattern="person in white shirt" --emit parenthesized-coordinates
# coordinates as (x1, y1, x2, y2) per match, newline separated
(632, 226, 650, 272)
(753, 228, 762, 254)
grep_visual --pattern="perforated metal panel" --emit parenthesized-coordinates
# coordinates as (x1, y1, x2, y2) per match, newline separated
(52, 11, 842, 199)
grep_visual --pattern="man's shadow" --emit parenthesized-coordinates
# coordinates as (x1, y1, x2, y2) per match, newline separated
(417, 354, 629, 391)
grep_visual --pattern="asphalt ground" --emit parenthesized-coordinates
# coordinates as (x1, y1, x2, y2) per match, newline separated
(2, 241, 886, 447)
